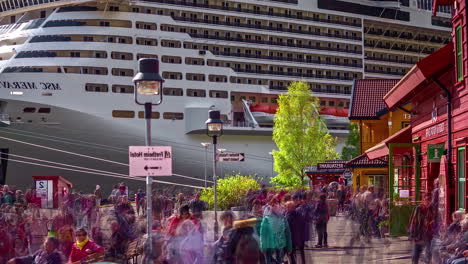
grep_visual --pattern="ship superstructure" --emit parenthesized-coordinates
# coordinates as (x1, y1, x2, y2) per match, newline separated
(0, 0, 452, 190)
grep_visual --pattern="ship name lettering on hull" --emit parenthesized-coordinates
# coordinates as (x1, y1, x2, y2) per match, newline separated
(0, 81, 61, 90)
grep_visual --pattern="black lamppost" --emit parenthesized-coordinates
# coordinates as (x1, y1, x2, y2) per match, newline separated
(205, 110, 223, 240)
(133, 58, 164, 255)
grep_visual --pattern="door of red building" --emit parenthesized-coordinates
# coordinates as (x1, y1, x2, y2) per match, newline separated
(457, 147, 466, 211)
(388, 143, 421, 236)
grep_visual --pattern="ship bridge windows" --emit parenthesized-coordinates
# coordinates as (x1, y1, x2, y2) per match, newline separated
(85, 83, 109, 92)
(186, 73, 205, 82)
(162, 72, 183, 80)
(187, 89, 206, 97)
(162, 56, 182, 64)
(136, 38, 158, 46)
(112, 85, 134, 94)
(112, 110, 135, 118)
(209, 90, 228, 99)
(163, 112, 184, 120)
(112, 68, 134, 77)
(111, 52, 133, 61)
(163, 88, 183, 96)
(135, 22, 157, 30)
(136, 54, 158, 60)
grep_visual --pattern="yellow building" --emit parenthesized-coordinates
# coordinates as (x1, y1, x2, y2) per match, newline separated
(346, 79, 411, 191)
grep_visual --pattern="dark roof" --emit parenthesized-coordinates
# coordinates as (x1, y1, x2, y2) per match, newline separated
(349, 79, 400, 120)
(305, 166, 345, 174)
(345, 154, 388, 168)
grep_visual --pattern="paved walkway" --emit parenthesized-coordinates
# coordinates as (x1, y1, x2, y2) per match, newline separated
(302, 214, 412, 264)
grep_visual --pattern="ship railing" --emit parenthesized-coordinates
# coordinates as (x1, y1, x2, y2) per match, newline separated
(0, 0, 89, 15)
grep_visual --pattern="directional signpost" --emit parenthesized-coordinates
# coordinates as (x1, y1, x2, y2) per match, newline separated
(217, 153, 245, 162)
(129, 146, 172, 177)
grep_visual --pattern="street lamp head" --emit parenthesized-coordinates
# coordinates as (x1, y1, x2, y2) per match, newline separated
(201, 142, 211, 148)
(205, 110, 223, 137)
(133, 58, 164, 105)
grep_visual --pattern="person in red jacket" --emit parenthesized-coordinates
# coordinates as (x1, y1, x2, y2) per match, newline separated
(68, 228, 104, 263)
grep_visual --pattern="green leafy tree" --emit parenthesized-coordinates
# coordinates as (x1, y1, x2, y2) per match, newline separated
(272, 81, 340, 188)
(341, 123, 360, 160)
(201, 174, 260, 210)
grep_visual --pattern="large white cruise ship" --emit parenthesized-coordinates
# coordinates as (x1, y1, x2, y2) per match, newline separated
(0, 0, 452, 191)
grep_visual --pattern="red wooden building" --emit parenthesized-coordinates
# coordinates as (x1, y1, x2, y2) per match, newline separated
(379, 0, 468, 225)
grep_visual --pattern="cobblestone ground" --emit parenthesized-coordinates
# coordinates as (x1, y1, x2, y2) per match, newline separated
(304, 214, 412, 264)
(29, 208, 413, 263)
(202, 212, 413, 264)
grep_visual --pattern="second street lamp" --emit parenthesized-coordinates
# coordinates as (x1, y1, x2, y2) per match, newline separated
(205, 109, 223, 240)
(133, 58, 164, 257)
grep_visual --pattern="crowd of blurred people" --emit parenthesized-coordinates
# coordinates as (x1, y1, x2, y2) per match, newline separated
(1, 180, 467, 264)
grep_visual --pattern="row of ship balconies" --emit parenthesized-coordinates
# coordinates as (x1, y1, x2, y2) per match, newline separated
(365, 29, 449, 44)
(171, 16, 362, 41)
(132, 0, 361, 28)
(188, 33, 362, 55)
(210, 51, 363, 68)
(364, 42, 434, 54)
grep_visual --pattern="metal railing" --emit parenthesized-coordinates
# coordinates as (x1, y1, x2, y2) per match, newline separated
(211, 50, 362, 68)
(172, 16, 362, 41)
(0, 0, 83, 14)
(189, 33, 362, 55)
(144, 0, 361, 28)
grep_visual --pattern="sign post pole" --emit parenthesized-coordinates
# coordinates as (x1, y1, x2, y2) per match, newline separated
(145, 103, 153, 256)
(212, 136, 219, 240)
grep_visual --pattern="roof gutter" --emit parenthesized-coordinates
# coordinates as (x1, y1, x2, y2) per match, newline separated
(432, 77, 453, 188)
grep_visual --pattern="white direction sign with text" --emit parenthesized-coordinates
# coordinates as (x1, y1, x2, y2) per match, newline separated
(218, 153, 245, 162)
(129, 146, 172, 177)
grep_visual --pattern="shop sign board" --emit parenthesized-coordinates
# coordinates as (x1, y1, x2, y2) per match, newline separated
(343, 169, 352, 179)
(427, 144, 445, 163)
(317, 162, 345, 170)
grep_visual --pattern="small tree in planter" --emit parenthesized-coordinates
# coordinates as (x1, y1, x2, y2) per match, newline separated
(201, 174, 261, 210)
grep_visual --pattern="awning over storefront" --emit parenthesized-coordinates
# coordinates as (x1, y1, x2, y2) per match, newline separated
(433, 0, 454, 15)
(384, 43, 454, 110)
(365, 126, 412, 160)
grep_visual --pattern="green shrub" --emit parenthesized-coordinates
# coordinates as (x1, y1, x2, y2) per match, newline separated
(201, 174, 260, 210)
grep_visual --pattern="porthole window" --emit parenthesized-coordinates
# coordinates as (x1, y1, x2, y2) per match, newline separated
(38, 108, 51, 114)
(163, 112, 184, 120)
(112, 110, 135, 118)
(23, 107, 36, 113)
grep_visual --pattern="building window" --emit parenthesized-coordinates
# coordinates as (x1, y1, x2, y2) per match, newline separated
(187, 89, 206, 97)
(163, 112, 184, 120)
(457, 147, 466, 210)
(209, 90, 228, 98)
(456, 26, 463, 82)
(112, 110, 135, 118)
(38, 108, 51, 114)
(138, 111, 160, 119)
(329, 101, 335, 107)
(161, 88, 182, 96)
(112, 85, 134, 93)
(85, 83, 109, 92)
(23, 107, 36, 113)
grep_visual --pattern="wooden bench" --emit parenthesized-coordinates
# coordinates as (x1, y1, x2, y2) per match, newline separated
(70, 251, 105, 264)
(124, 238, 141, 264)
